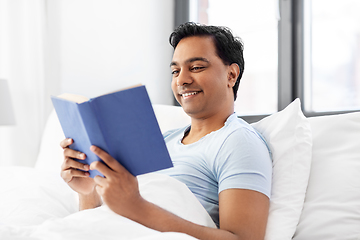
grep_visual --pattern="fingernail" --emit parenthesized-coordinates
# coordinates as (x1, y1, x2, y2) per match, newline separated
(85, 172, 90, 177)
(90, 162, 98, 170)
(84, 165, 89, 170)
(79, 153, 85, 159)
(90, 146, 96, 151)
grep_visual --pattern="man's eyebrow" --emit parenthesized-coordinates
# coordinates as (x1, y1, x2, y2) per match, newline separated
(170, 57, 210, 67)
(186, 57, 210, 64)
(170, 61, 178, 67)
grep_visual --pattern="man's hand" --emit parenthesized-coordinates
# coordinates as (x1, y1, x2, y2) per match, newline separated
(90, 145, 145, 220)
(60, 139, 102, 210)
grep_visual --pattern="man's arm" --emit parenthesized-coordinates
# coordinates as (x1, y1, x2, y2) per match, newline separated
(120, 189, 269, 240)
(218, 189, 269, 239)
(79, 190, 102, 210)
(90, 145, 269, 240)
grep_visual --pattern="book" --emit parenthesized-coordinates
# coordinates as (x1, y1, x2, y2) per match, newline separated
(51, 85, 173, 178)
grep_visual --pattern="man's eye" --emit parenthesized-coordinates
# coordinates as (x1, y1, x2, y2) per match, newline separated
(191, 66, 204, 71)
(171, 70, 179, 75)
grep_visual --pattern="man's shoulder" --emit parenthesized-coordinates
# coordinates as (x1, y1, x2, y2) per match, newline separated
(222, 116, 271, 153)
(224, 115, 259, 138)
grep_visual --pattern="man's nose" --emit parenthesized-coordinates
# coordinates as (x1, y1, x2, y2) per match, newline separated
(177, 70, 193, 86)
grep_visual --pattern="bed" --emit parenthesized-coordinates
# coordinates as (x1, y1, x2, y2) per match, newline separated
(1, 100, 359, 239)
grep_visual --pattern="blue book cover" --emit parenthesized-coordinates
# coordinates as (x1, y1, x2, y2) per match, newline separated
(51, 85, 173, 178)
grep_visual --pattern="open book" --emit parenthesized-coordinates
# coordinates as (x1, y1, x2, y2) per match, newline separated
(51, 85, 173, 178)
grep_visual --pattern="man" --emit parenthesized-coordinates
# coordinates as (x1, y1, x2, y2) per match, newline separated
(60, 22, 272, 240)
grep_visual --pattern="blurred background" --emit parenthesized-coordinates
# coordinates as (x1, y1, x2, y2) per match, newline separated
(1, 0, 359, 167)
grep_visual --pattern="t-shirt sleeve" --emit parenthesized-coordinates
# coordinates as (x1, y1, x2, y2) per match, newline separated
(215, 128, 272, 198)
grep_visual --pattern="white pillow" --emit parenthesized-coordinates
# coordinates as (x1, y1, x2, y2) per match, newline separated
(293, 112, 360, 240)
(251, 99, 312, 240)
(152, 104, 191, 133)
(35, 110, 65, 173)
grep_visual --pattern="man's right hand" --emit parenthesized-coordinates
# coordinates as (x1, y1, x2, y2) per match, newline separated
(60, 138, 96, 196)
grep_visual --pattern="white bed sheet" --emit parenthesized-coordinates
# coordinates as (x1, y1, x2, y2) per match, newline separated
(0, 166, 215, 240)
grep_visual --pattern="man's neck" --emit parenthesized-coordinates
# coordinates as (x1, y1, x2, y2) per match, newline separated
(182, 109, 234, 145)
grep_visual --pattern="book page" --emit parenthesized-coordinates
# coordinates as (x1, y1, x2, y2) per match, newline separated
(57, 84, 142, 103)
(57, 93, 89, 103)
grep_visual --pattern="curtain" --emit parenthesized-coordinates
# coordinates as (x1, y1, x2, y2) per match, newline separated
(0, 0, 176, 166)
(0, 0, 60, 166)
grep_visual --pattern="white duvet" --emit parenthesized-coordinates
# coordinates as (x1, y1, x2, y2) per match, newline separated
(0, 166, 216, 240)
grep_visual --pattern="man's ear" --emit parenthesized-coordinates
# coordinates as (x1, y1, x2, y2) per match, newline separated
(227, 63, 240, 88)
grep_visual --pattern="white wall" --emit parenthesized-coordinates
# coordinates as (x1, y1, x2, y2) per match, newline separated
(0, 0, 175, 167)
(59, 0, 175, 104)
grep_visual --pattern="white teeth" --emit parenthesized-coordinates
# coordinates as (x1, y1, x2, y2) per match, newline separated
(182, 92, 198, 97)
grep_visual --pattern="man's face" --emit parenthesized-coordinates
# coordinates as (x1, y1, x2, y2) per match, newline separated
(170, 36, 235, 118)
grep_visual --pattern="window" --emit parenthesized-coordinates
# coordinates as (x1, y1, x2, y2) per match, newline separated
(304, 0, 360, 112)
(176, 0, 360, 119)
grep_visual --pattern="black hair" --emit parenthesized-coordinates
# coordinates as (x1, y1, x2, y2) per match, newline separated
(169, 22, 244, 101)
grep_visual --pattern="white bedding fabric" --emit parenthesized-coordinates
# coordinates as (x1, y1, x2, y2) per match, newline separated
(0, 166, 216, 240)
(6, 103, 360, 239)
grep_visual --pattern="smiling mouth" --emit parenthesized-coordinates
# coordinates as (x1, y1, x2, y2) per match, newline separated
(181, 92, 199, 97)
(179, 90, 202, 98)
